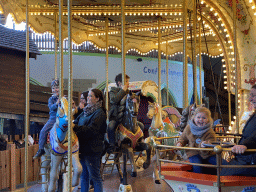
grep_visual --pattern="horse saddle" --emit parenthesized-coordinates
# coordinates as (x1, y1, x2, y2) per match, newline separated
(49, 126, 79, 155)
(117, 124, 144, 149)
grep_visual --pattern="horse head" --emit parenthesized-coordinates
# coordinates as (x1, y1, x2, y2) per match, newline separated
(147, 101, 164, 130)
(126, 91, 140, 117)
(54, 97, 77, 143)
(147, 101, 157, 119)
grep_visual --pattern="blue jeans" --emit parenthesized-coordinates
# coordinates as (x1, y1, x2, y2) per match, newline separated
(189, 154, 219, 173)
(38, 117, 56, 149)
(107, 120, 118, 145)
(220, 154, 256, 176)
(80, 154, 103, 192)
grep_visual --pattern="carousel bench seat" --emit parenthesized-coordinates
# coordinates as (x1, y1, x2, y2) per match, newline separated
(161, 162, 192, 171)
(161, 171, 256, 186)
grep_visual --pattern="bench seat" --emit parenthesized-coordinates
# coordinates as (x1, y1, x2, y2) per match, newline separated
(161, 162, 192, 171)
(161, 170, 256, 186)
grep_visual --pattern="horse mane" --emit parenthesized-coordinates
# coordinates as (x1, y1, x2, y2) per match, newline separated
(179, 103, 198, 132)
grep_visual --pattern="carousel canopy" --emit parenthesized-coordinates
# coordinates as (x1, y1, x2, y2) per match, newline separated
(0, 0, 231, 57)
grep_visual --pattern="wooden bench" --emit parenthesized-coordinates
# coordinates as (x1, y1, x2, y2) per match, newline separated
(161, 170, 256, 186)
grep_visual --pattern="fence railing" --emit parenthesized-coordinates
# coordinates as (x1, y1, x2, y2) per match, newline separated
(0, 144, 40, 191)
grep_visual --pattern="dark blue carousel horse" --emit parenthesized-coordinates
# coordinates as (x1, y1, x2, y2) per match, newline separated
(111, 91, 151, 185)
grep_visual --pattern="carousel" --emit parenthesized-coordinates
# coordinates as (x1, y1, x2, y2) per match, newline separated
(0, 0, 256, 191)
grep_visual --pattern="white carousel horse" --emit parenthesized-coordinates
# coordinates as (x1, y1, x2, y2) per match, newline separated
(145, 101, 180, 184)
(146, 102, 179, 145)
(40, 97, 82, 192)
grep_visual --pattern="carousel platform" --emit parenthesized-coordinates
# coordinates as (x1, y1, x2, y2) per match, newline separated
(4, 164, 171, 192)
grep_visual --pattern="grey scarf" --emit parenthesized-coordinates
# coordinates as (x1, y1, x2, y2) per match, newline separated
(189, 120, 211, 137)
(84, 100, 102, 116)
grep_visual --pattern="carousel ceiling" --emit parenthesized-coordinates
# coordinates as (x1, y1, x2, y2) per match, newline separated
(0, 0, 240, 58)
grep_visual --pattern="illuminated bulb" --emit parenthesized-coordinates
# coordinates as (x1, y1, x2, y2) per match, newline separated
(224, 81, 227, 84)
(252, 5, 255, 9)
(224, 86, 227, 89)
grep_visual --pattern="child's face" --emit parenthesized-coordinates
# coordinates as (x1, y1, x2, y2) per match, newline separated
(194, 112, 209, 127)
(52, 86, 59, 97)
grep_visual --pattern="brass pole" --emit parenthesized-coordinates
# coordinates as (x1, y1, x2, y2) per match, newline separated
(199, 21, 202, 105)
(183, 0, 188, 108)
(67, 0, 73, 191)
(228, 91, 231, 126)
(193, 0, 198, 105)
(59, 0, 64, 97)
(24, 0, 29, 190)
(54, 12, 58, 79)
(166, 41, 169, 106)
(121, 0, 126, 84)
(105, 17, 109, 121)
(233, 0, 239, 133)
(158, 17, 162, 106)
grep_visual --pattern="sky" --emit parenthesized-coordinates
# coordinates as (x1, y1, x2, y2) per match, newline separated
(4, 14, 26, 31)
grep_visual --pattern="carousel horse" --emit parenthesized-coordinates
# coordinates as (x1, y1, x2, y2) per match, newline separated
(179, 103, 198, 132)
(113, 91, 152, 184)
(147, 101, 178, 145)
(40, 97, 82, 192)
(145, 101, 180, 184)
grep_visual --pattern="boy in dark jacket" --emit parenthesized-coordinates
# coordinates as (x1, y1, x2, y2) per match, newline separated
(107, 73, 130, 152)
(33, 79, 60, 159)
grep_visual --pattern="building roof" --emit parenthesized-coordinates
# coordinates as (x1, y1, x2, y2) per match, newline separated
(0, 25, 41, 58)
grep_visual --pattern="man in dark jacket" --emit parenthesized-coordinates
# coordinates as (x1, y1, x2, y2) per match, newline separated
(221, 84, 256, 176)
(107, 73, 130, 152)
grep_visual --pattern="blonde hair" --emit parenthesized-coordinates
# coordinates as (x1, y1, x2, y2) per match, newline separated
(192, 107, 213, 124)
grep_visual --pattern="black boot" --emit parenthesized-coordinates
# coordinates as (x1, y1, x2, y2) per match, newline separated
(106, 143, 116, 154)
(33, 149, 45, 159)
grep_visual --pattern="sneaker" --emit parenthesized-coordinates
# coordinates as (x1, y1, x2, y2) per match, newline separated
(33, 149, 45, 159)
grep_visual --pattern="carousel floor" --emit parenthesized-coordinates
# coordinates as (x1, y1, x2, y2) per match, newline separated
(9, 164, 172, 192)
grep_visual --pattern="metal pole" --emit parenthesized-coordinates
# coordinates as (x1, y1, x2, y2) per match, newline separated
(24, 0, 29, 190)
(233, 0, 239, 133)
(166, 41, 169, 106)
(67, 0, 73, 191)
(59, 0, 64, 97)
(105, 17, 109, 121)
(121, 0, 126, 84)
(199, 21, 202, 105)
(228, 92, 231, 126)
(216, 153, 221, 191)
(183, 0, 188, 108)
(158, 17, 162, 106)
(54, 12, 58, 79)
(193, 0, 198, 105)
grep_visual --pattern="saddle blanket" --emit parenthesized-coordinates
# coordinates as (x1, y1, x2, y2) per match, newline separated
(118, 124, 144, 149)
(50, 127, 79, 155)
